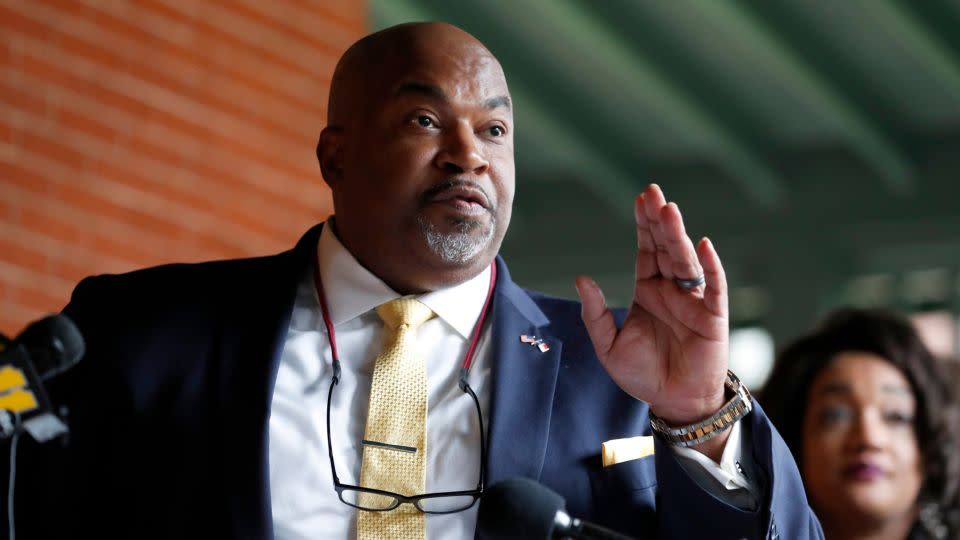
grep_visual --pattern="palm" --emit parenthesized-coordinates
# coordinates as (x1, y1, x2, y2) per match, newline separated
(577, 184, 729, 424)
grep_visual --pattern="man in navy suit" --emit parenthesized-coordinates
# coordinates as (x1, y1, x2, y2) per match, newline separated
(8, 22, 821, 539)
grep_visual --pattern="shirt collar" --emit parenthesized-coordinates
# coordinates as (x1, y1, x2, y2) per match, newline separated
(316, 221, 492, 339)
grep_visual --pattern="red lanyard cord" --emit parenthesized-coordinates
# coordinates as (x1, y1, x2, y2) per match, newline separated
(312, 261, 497, 387)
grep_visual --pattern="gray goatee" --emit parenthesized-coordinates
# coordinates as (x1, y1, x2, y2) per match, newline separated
(417, 215, 495, 264)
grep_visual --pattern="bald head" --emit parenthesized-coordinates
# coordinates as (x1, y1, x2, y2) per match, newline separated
(327, 22, 505, 128)
(317, 22, 515, 294)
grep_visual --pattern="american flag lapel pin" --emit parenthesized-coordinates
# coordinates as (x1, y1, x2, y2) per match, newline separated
(520, 334, 550, 352)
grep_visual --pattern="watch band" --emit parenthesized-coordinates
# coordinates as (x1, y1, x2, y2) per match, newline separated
(648, 370, 753, 448)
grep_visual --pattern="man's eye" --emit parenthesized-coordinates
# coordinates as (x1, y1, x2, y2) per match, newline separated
(489, 125, 505, 137)
(417, 116, 434, 128)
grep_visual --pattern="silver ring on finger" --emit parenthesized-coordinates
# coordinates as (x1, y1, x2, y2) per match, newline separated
(674, 274, 705, 289)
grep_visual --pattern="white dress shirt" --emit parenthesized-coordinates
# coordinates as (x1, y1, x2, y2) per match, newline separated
(268, 224, 754, 540)
(269, 225, 492, 540)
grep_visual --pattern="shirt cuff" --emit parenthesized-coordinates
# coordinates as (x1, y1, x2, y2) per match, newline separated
(670, 420, 759, 508)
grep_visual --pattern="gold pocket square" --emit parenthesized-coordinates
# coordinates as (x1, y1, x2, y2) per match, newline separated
(601, 435, 655, 467)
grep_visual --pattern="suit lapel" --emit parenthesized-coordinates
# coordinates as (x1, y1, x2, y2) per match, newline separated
(214, 224, 323, 540)
(485, 258, 563, 485)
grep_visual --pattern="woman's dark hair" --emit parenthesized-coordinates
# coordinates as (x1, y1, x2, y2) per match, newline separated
(761, 308, 959, 531)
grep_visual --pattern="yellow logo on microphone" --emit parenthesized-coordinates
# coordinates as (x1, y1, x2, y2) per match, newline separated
(0, 365, 39, 413)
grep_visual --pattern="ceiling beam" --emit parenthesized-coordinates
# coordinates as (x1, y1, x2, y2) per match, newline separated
(868, 0, 960, 99)
(369, 0, 423, 31)
(696, 1, 916, 194)
(508, 86, 641, 221)
(891, 0, 960, 65)
(502, 0, 787, 208)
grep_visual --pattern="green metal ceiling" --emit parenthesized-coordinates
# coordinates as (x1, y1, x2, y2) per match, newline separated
(370, 0, 960, 342)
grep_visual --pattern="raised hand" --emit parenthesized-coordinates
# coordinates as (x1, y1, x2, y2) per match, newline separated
(575, 184, 730, 457)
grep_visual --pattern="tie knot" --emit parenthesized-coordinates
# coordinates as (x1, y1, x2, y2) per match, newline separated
(376, 298, 435, 330)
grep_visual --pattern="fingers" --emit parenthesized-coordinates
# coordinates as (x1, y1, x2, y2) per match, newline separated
(641, 184, 702, 284)
(659, 202, 703, 285)
(634, 194, 658, 280)
(642, 185, 675, 279)
(575, 275, 617, 361)
(697, 238, 728, 318)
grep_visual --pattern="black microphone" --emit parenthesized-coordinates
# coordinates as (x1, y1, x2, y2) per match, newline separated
(478, 477, 638, 540)
(0, 314, 85, 442)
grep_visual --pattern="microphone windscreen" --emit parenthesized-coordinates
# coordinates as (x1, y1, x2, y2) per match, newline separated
(18, 314, 85, 377)
(478, 477, 565, 539)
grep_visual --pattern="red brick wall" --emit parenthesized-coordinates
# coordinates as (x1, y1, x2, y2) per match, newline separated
(0, 0, 367, 335)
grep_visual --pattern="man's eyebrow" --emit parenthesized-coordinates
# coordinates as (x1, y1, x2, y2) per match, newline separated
(484, 95, 511, 111)
(393, 81, 511, 112)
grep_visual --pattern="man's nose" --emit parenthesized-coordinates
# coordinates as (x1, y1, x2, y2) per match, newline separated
(435, 123, 489, 174)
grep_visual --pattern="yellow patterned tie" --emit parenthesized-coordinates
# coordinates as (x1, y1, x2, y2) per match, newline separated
(356, 298, 435, 540)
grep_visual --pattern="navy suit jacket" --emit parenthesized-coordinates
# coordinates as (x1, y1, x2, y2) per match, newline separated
(7, 224, 821, 539)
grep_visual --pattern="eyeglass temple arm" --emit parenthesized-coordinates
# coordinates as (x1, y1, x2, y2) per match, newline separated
(326, 367, 342, 484)
(459, 368, 486, 489)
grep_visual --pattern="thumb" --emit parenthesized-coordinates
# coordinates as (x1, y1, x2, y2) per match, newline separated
(576, 275, 617, 362)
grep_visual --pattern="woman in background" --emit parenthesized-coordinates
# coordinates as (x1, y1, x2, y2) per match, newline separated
(762, 308, 959, 539)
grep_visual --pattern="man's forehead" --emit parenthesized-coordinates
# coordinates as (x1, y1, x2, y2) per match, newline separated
(327, 23, 510, 125)
(385, 46, 510, 105)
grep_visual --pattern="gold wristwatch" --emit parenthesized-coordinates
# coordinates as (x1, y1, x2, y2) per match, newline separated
(648, 370, 753, 448)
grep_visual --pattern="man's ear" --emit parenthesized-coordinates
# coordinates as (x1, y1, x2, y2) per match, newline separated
(317, 126, 345, 188)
